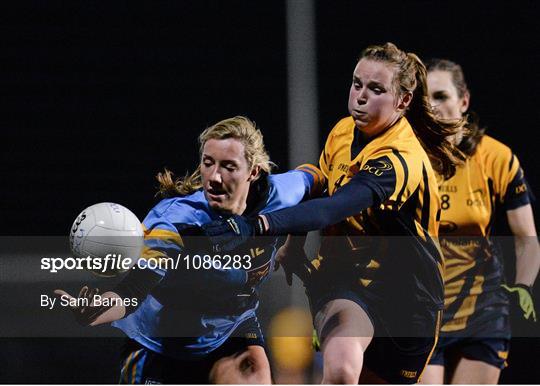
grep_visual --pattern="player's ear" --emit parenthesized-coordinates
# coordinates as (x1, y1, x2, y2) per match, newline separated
(460, 90, 470, 114)
(397, 91, 413, 111)
(248, 165, 261, 182)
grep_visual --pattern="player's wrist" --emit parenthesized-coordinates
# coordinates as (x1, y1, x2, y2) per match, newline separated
(253, 215, 267, 235)
(514, 283, 533, 295)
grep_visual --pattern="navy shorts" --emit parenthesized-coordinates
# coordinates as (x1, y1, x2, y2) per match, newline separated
(307, 283, 440, 384)
(119, 317, 265, 384)
(430, 314, 510, 369)
(429, 336, 509, 369)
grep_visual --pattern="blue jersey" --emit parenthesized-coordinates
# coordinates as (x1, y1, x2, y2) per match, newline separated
(113, 169, 321, 359)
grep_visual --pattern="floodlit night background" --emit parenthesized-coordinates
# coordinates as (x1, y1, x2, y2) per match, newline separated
(1, 1, 539, 383)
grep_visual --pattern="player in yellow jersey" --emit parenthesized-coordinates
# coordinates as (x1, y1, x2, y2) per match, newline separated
(420, 59, 540, 384)
(203, 42, 465, 383)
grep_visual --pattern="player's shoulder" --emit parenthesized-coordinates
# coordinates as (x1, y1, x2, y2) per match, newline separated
(369, 117, 424, 156)
(474, 134, 514, 167)
(331, 116, 354, 134)
(391, 117, 426, 153)
(325, 116, 354, 141)
(476, 134, 512, 155)
(366, 143, 425, 175)
(364, 119, 431, 184)
(144, 190, 211, 229)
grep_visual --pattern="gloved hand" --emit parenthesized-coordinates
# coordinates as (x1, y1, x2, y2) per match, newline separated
(202, 215, 265, 252)
(274, 244, 313, 286)
(312, 328, 321, 351)
(502, 283, 536, 322)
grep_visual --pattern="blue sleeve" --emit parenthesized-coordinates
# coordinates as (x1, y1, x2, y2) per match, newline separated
(261, 170, 314, 213)
(115, 209, 248, 314)
(265, 157, 396, 235)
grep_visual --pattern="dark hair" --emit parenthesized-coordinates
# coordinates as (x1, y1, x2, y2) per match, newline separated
(426, 58, 485, 157)
(360, 43, 465, 179)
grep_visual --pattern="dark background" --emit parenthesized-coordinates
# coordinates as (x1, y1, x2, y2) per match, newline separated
(1, 0, 539, 383)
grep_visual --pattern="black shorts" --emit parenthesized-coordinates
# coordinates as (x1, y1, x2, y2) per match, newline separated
(429, 315, 511, 370)
(307, 283, 441, 384)
(119, 317, 265, 384)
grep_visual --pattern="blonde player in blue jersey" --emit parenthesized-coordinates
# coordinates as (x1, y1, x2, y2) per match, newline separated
(419, 59, 540, 384)
(203, 43, 466, 384)
(55, 116, 324, 384)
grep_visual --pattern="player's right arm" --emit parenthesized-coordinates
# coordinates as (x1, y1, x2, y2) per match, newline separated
(52, 215, 172, 326)
(54, 213, 251, 325)
(484, 138, 540, 321)
(117, 210, 255, 309)
(53, 205, 187, 326)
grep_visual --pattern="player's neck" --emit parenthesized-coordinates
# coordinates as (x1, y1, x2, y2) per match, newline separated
(230, 196, 249, 215)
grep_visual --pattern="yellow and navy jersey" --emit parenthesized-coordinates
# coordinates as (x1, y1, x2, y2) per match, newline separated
(438, 135, 532, 333)
(316, 116, 444, 312)
(113, 169, 318, 359)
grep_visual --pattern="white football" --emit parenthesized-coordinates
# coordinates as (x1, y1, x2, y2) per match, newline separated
(69, 202, 144, 277)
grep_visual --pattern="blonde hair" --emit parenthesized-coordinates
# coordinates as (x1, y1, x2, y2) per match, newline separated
(157, 116, 274, 197)
(361, 43, 466, 179)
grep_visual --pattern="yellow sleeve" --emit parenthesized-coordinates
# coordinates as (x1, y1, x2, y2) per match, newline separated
(319, 135, 332, 178)
(478, 136, 520, 204)
(318, 117, 351, 178)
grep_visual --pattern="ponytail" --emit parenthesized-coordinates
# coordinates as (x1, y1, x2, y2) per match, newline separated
(156, 168, 202, 198)
(404, 53, 466, 179)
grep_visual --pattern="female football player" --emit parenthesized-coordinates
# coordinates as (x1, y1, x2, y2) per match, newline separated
(419, 58, 539, 384)
(203, 42, 465, 384)
(55, 116, 324, 384)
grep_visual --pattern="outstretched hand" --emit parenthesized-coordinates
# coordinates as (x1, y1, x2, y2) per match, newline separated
(54, 286, 124, 326)
(274, 242, 312, 286)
